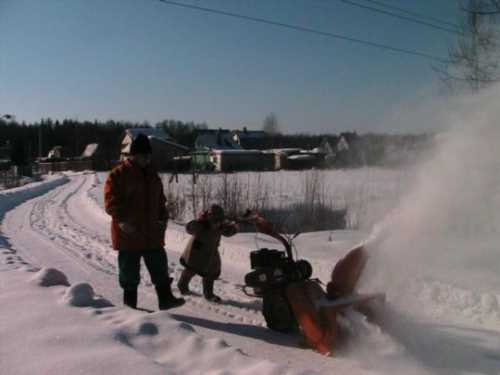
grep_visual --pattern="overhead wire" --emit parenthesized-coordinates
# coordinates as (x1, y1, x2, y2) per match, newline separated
(334, 0, 462, 35)
(156, 0, 448, 63)
(351, 0, 461, 30)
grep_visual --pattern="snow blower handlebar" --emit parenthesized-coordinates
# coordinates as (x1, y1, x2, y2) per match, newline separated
(233, 210, 294, 260)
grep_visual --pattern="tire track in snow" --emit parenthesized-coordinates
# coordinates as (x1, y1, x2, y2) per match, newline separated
(6, 173, 267, 326)
(28, 176, 116, 275)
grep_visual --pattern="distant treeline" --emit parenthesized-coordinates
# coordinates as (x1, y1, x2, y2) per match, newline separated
(0, 118, 433, 167)
(0, 118, 209, 165)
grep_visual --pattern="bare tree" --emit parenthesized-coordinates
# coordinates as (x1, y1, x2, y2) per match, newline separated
(437, 0, 500, 92)
(464, 0, 500, 14)
(262, 113, 280, 134)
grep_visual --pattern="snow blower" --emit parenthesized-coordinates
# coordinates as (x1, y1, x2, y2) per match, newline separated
(241, 211, 313, 332)
(241, 210, 385, 352)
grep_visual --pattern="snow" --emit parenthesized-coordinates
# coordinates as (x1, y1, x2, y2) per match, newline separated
(0, 267, 303, 375)
(30, 267, 70, 287)
(61, 282, 113, 308)
(1, 170, 498, 375)
(2, 87, 500, 374)
(154, 167, 411, 229)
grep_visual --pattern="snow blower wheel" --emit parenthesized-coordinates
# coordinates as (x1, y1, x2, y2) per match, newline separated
(262, 290, 297, 333)
(244, 246, 312, 333)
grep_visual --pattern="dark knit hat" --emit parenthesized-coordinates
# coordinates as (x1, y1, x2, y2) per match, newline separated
(130, 133, 152, 155)
(208, 204, 225, 220)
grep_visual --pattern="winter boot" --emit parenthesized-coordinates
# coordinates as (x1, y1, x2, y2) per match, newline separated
(202, 278, 222, 303)
(156, 279, 185, 310)
(177, 268, 195, 295)
(123, 289, 138, 309)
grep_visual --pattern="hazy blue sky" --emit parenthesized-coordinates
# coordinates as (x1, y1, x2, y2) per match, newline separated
(0, 0, 460, 133)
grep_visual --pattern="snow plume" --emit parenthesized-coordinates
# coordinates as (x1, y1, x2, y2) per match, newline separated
(363, 85, 500, 325)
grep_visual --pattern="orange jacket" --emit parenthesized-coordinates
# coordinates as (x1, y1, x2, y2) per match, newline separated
(104, 159, 168, 251)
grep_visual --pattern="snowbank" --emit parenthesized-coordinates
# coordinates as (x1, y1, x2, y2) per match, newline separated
(0, 267, 312, 375)
(30, 267, 70, 287)
(0, 174, 69, 218)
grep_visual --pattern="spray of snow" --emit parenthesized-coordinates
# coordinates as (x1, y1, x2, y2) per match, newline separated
(363, 85, 500, 327)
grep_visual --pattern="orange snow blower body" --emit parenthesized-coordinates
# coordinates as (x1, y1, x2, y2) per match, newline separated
(242, 211, 382, 356)
(286, 245, 370, 355)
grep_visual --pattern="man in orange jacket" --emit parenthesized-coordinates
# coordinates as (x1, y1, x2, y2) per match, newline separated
(104, 133, 184, 310)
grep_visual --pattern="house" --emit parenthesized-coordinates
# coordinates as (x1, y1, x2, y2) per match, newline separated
(80, 143, 109, 170)
(335, 132, 361, 167)
(232, 127, 268, 149)
(121, 128, 189, 170)
(265, 148, 301, 170)
(194, 129, 241, 150)
(318, 138, 335, 166)
(210, 149, 274, 172)
(319, 139, 334, 155)
(190, 151, 215, 172)
(337, 136, 350, 152)
(47, 146, 64, 160)
(121, 128, 175, 154)
(287, 150, 325, 170)
(263, 148, 325, 170)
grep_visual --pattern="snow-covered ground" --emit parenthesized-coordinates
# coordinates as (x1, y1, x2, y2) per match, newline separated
(154, 167, 414, 230)
(2, 87, 500, 375)
(0, 164, 499, 375)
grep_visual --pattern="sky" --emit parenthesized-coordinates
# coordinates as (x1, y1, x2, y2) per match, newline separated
(0, 0, 461, 134)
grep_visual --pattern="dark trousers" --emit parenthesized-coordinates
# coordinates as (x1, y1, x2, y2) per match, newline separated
(118, 249, 169, 290)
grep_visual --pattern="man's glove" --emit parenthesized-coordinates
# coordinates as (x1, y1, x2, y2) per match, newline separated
(118, 222, 136, 234)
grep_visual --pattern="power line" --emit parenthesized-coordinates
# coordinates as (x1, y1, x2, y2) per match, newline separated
(353, 0, 461, 29)
(334, 0, 462, 35)
(156, 0, 448, 63)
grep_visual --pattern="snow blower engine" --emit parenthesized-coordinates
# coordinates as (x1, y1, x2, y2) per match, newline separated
(243, 230, 313, 332)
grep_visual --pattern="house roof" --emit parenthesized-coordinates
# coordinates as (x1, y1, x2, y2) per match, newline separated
(195, 130, 242, 150)
(267, 148, 301, 155)
(197, 129, 232, 134)
(125, 128, 172, 141)
(149, 136, 189, 151)
(81, 143, 99, 158)
(233, 129, 267, 139)
(121, 135, 189, 154)
(211, 149, 262, 155)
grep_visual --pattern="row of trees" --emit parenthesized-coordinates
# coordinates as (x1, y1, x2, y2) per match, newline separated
(0, 118, 209, 166)
(0, 117, 433, 168)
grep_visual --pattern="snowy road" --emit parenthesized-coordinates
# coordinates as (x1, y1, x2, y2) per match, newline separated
(1, 173, 500, 375)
